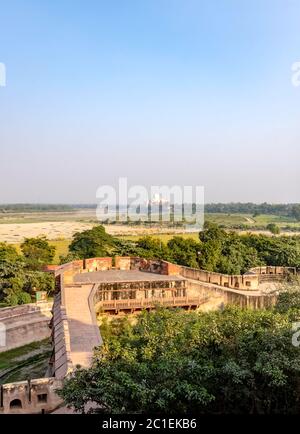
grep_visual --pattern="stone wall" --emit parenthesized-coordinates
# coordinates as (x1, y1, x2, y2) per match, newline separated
(115, 256, 132, 270)
(58, 260, 84, 285)
(84, 257, 112, 272)
(50, 293, 73, 379)
(180, 266, 260, 290)
(114, 256, 160, 272)
(53, 256, 183, 285)
(0, 378, 63, 414)
(186, 280, 277, 311)
(0, 302, 52, 353)
(225, 291, 277, 309)
(160, 261, 182, 275)
(51, 257, 299, 289)
(249, 266, 298, 275)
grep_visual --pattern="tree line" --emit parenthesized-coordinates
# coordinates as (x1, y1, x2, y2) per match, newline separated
(1, 202, 300, 220)
(0, 204, 74, 213)
(205, 202, 300, 220)
(63, 223, 300, 275)
(2, 221, 300, 306)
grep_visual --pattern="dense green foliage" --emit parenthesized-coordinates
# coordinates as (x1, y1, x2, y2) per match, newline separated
(266, 223, 280, 235)
(21, 236, 56, 271)
(0, 338, 52, 383)
(60, 301, 300, 414)
(0, 241, 55, 306)
(0, 204, 74, 213)
(167, 236, 201, 268)
(196, 223, 259, 273)
(69, 225, 116, 259)
(65, 223, 300, 274)
(241, 233, 300, 268)
(128, 223, 300, 273)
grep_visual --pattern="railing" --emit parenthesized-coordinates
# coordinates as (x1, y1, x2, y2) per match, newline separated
(100, 296, 209, 310)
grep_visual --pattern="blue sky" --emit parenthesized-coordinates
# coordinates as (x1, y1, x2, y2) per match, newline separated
(0, 0, 300, 203)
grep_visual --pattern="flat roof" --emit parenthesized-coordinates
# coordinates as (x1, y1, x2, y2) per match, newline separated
(74, 269, 184, 284)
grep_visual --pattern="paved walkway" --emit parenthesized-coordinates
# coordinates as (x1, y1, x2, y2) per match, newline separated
(63, 284, 102, 368)
(74, 269, 185, 283)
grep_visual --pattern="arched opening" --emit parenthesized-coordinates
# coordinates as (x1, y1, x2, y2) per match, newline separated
(10, 399, 22, 409)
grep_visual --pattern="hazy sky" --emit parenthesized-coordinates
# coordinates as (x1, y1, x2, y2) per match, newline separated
(0, 0, 300, 203)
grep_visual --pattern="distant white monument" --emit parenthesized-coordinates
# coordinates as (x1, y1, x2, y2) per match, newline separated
(148, 193, 169, 206)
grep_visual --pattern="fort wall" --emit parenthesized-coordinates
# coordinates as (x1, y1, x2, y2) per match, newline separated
(0, 256, 295, 414)
(186, 280, 277, 310)
(0, 302, 52, 353)
(85, 257, 112, 272)
(180, 266, 260, 290)
(248, 266, 298, 275)
(50, 293, 73, 379)
(0, 378, 63, 414)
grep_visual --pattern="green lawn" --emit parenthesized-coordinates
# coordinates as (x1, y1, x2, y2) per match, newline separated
(118, 232, 199, 243)
(49, 239, 70, 261)
(205, 213, 299, 229)
(0, 339, 52, 384)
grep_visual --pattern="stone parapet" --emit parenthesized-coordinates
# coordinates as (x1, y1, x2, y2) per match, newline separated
(0, 378, 63, 414)
(51, 293, 73, 379)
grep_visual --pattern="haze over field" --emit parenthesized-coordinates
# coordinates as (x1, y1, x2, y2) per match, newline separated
(1, 0, 300, 203)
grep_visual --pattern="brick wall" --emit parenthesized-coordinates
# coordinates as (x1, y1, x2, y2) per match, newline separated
(85, 257, 112, 272)
(180, 266, 260, 290)
(0, 378, 63, 414)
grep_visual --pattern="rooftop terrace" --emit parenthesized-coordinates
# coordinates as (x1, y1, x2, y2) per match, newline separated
(74, 269, 185, 284)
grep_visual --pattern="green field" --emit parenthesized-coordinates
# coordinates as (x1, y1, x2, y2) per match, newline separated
(119, 232, 199, 243)
(0, 339, 52, 384)
(205, 213, 298, 228)
(47, 239, 70, 262)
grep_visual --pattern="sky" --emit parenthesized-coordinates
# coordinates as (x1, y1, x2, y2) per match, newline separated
(0, 0, 300, 204)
